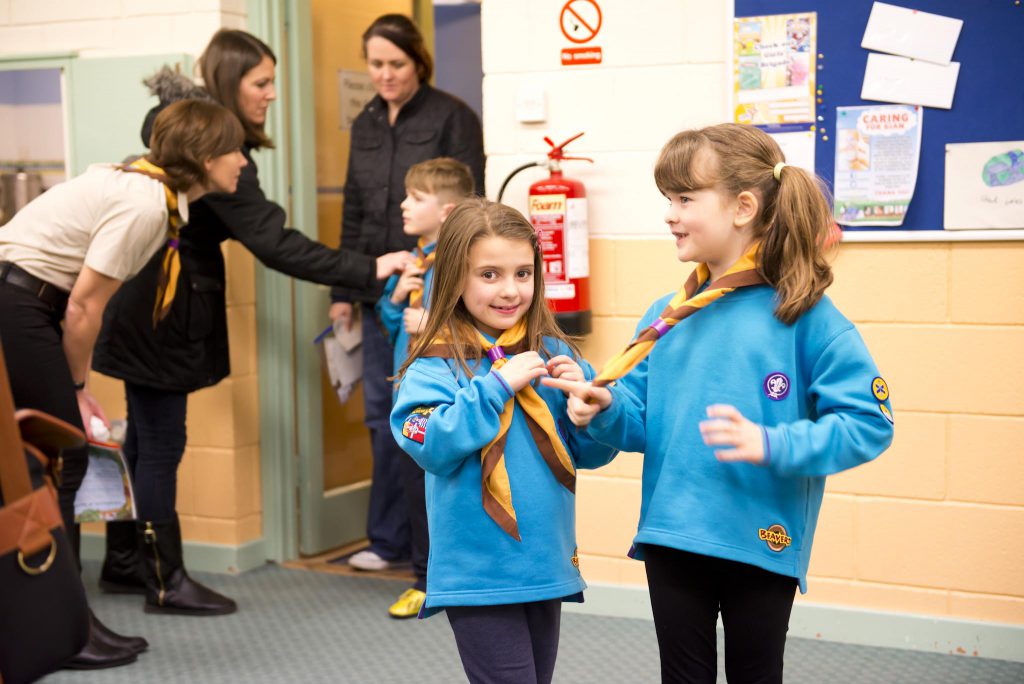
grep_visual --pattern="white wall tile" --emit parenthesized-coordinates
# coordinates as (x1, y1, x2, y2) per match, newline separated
(37, 20, 117, 54)
(11, 0, 121, 24)
(0, 23, 43, 52)
(124, 0, 182, 17)
(0, 1, 12, 26)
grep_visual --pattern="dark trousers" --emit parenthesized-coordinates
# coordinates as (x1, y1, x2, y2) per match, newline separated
(446, 599, 562, 684)
(644, 545, 798, 684)
(122, 382, 189, 521)
(0, 284, 87, 555)
(361, 310, 411, 563)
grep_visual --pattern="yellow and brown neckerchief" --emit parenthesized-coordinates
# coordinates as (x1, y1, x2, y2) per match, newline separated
(594, 242, 766, 387)
(421, 319, 575, 541)
(118, 158, 183, 327)
(407, 238, 436, 310)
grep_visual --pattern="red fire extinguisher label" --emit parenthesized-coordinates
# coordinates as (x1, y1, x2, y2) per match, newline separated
(530, 193, 573, 300)
(565, 198, 588, 279)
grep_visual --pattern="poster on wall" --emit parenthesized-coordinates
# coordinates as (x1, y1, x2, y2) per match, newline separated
(833, 104, 922, 227)
(733, 12, 816, 125)
(944, 142, 1024, 230)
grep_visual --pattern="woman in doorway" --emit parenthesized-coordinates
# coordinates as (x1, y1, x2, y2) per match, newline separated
(328, 13, 484, 619)
(0, 100, 248, 670)
(92, 29, 410, 617)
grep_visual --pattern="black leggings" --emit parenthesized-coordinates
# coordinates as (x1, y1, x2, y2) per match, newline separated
(0, 285, 87, 553)
(644, 545, 798, 684)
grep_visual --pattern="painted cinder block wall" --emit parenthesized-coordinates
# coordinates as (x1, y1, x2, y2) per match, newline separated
(481, 0, 1024, 627)
(0, 0, 263, 551)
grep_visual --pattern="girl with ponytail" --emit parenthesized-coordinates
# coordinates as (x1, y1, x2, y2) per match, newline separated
(545, 123, 894, 683)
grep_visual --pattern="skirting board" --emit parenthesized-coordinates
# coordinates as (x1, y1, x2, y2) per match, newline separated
(81, 531, 267, 576)
(564, 583, 1024, 663)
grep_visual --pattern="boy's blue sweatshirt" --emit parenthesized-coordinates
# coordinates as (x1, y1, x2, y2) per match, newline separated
(588, 285, 894, 591)
(390, 335, 618, 615)
(376, 241, 437, 373)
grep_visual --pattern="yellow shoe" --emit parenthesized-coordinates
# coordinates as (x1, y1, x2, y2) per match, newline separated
(388, 588, 426, 619)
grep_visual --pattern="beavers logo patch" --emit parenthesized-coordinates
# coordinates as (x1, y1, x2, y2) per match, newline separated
(763, 372, 790, 401)
(402, 406, 435, 444)
(758, 524, 792, 552)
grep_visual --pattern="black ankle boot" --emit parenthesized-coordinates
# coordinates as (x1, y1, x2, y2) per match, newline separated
(138, 517, 237, 616)
(100, 519, 146, 594)
(62, 611, 139, 670)
(90, 609, 148, 654)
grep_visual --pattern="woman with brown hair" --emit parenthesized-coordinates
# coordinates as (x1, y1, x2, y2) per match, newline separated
(0, 99, 248, 670)
(91, 29, 410, 618)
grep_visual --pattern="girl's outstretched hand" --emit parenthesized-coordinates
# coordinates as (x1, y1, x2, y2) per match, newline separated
(699, 404, 765, 464)
(541, 377, 612, 427)
(545, 355, 584, 383)
(496, 351, 549, 392)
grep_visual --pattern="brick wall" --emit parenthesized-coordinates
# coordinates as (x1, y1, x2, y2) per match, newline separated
(482, 0, 1024, 626)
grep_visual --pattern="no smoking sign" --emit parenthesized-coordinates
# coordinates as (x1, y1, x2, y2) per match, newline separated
(560, 0, 603, 65)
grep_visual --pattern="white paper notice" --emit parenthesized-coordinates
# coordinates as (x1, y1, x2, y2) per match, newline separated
(768, 130, 815, 173)
(862, 2, 963, 65)
(944, 142, 1024, 230)
(862, 53, 959, 109)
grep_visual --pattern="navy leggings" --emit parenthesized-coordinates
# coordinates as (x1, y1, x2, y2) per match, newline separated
(122, 382, 188, 521)
(446, 599, 562, 684)
(644, 545, 798, 684)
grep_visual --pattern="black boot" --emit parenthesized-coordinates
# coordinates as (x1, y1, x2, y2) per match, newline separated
(100, 520, 146, 594)
(90, 609, 148, 654)
(138, 517, 237, 616)
(62, 610, 139, 670)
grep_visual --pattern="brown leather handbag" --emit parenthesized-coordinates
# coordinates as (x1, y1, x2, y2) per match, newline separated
(0, 341, 90, 684)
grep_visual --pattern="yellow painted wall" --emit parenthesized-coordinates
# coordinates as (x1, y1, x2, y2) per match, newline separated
(575, 240, 1024, 625)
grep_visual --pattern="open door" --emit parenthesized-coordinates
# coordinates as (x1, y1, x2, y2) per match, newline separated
(293, 0, 415, 556)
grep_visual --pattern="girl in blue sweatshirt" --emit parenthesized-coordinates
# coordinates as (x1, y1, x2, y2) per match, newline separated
(390, 198, 616, 684)
(545, 123, 894, 684)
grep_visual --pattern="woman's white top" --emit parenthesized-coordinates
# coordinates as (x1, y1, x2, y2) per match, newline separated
(0, 163, 189, 292)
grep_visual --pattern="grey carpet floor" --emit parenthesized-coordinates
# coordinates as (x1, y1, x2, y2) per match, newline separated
(40, 561, 1024, 683)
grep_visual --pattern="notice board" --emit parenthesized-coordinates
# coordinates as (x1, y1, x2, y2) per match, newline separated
(734, 0, 1024, 233)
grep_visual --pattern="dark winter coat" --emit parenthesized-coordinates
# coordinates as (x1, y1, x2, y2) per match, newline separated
(93, 70, 377, 393)
(330, 84, 485, 305)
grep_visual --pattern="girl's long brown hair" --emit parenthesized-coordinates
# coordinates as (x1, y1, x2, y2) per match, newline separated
(396, 198, 579, 382)
(654, 123, 835, 324)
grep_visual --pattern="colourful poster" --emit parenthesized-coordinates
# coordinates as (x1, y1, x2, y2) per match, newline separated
(734, 13, 816, 125)
(834, 105, 923, 227)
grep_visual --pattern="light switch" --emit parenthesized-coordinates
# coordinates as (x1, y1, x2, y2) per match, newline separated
(516, 83, 547, 123)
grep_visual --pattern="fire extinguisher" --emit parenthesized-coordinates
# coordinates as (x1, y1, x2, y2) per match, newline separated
(496, 133, 593, 335)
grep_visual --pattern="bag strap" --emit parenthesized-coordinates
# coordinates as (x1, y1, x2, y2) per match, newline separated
(0, 339, 32, 505)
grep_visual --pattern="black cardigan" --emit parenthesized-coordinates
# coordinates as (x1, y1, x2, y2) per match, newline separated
(94, 118, 376, 392)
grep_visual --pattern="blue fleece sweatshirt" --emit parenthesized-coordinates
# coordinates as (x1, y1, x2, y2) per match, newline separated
(390, 336, 618, 616)
(376, 241, 437, 374)
(587, 285, 894, 591)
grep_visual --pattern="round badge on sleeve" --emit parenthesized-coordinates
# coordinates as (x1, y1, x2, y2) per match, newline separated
(763, 372, 790, 401)
(879, 403, 894, 424)
(871, 376, 889, 401)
